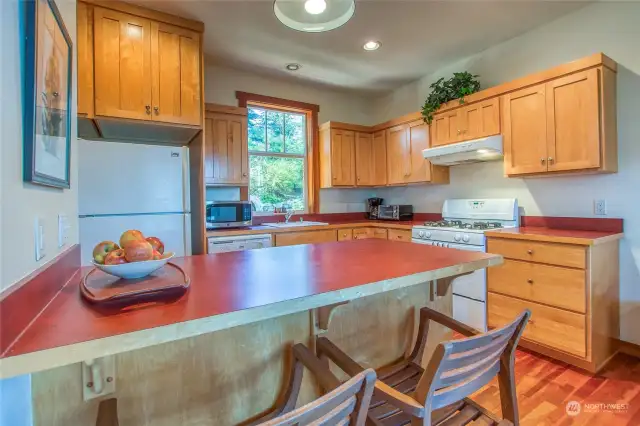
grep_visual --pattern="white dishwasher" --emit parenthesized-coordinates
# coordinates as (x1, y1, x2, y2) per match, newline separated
(207, 234, 272, 254)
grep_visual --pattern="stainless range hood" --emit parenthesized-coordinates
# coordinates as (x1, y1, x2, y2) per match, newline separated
(422, 135, 503, 166)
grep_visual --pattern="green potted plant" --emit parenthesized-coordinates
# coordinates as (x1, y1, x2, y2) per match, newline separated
(421, 72, 481, 124)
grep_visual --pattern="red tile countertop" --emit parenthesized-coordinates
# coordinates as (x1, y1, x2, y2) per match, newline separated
(0, 239, 500, 378)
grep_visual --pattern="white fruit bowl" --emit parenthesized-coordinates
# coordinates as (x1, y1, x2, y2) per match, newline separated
(92, 253, 175, 280)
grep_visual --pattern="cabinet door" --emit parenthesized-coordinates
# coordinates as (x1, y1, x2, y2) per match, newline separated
(205, 113, 248, 185)
(503, 84, 548, 175)
(405, 120, 431, 183)
(93, 7, 152, 120)
(150, 22, 201, 126)
(546, 69, 601, 172)
(355, 132, 373, 186)
(431, 110, 462, 146)
(371, 131, 388, 186)
(462, 98, 500, 140)
(331, 130, 356, 186)
(386, 124, 409, 185)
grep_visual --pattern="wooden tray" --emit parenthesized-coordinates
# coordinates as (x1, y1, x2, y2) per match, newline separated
(80, 262, 189, 307)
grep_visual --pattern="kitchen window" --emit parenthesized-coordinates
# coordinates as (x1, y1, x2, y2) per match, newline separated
(247, 105, 308, 213)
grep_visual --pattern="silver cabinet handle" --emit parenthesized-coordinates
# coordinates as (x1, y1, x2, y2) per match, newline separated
(154, 106, 159, 114)
(242, 173, 247, 177)
(548, 157, 554, 164)
(527, 249, 534, 254)
(145, 105, 151, 114)
(527, 279, 534, 284)
(540, 158, 546, 164)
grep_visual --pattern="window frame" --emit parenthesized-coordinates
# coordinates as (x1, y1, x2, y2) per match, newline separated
(247, 104, 308, 214)
(237, 91, 320, 215)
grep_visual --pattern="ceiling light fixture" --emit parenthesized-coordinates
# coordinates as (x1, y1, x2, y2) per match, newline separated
(285, 63, 301, 71)
(304, 0, 326, 15)
(363, 41, 381, 51)
(274, 0, 356, 33)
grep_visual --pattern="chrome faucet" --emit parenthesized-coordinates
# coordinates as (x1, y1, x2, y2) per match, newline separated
(284, 208, 294, 223)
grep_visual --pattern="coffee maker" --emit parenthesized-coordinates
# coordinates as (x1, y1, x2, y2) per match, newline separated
(366, 198, 384, 219)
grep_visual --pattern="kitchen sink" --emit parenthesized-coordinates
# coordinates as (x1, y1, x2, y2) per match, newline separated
(263, 221, 329, 228)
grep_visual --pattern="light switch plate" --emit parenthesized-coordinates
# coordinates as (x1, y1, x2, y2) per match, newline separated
(35, 217, 45, 261)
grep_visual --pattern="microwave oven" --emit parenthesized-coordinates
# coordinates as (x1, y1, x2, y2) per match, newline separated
(206, 201, 252, 229)
(377, 205, 413, 221)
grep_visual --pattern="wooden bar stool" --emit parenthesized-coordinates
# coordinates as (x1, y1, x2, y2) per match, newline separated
(95, 343, 376, 426)
(316, 307, 530, 426)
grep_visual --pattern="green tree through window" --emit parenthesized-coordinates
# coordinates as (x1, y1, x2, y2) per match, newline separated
(248, 106, 306, 212)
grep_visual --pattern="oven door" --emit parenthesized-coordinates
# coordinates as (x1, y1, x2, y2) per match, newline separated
(412, 239, 487, 331)
(206, 202, 252, 228)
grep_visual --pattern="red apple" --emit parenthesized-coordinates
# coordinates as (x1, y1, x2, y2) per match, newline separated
(92, 241, 120, 264)
(146, 236, 164, 254)
(119, 230, 145, 248)
(124, 240, 154, 262)
(104, 249, 127, 265)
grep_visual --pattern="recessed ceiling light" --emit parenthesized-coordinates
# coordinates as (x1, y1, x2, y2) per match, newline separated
(285, 63, 301, 71)
(304, 0, 327, 15)
(363, 41, 381, 51)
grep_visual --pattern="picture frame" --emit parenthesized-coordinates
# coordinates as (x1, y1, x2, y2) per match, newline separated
(23, 0, 73, 189)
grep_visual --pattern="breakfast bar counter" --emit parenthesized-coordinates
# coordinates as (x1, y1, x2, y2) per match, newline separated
(3, 239, 501, 426)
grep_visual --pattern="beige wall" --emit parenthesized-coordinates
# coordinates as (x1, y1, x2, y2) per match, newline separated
(1, 0, 79, 294)
(372, 2, 640, 344)
(204, 64, 380, 211)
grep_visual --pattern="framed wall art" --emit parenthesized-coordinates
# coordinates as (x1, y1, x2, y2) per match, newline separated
(23, 0, 73, 188)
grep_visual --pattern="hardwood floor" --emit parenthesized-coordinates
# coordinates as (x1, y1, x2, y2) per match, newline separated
(470, 349, 640, 425)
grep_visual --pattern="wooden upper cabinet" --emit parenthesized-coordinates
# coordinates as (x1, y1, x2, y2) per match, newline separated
(431, 110, 462, 146)
(504, 66, 616, 176)
(461, 98, 501, 140)
(331, 130, 356, 186)
(93, 7, 152, 120)
(405, 120, 431, 183)
(503, 84, 549, 175)
(371, 131, 388, 186)
(150, 22, 201, 125)
(546, 69, 601, 172)
(386, 123, 409, 185)
(387, 121, 449, 186)
(355, 131, 387, 186)
(354, 132, 373, 185)
(82, 2, 203, 129)
(204, 112, 248, 185)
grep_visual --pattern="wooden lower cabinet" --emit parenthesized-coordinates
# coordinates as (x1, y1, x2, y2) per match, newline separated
(337, 229, 353, 241)
(487, 235, 620, 373)
(488, 293, 586, 358)
(274, 230, 337, 247)
(353, 228, 372, 240)
(388, 229, 412, 242)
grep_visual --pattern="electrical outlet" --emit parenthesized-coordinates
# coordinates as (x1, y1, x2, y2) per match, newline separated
(58, 214, 69, 248)
(35, 218, 45, 261)
(594, 199, 607, 216)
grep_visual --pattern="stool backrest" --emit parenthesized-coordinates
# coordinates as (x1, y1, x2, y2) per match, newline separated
(259, 368, 377, 426)
(415, 310, 530, 412)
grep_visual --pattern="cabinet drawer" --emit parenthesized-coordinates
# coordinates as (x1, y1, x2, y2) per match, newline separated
(338, 229, 353, 241)
(373, 228, 388, 239)
(353, 228, 372, 240)
(488, 259, 586, 313)
(275, 230, 337, 247)
(488, 293, 586, 358)
(388, 229, 412, 242)
(487, 238, 586, 269)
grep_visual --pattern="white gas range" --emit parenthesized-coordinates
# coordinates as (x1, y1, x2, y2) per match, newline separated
(412, 199, 519, 331)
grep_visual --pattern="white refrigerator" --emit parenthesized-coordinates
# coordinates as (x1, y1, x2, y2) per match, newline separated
(78, 140, 192, 266)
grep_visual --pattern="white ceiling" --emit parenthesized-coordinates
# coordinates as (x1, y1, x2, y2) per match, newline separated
(131, 0, 588, 96)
